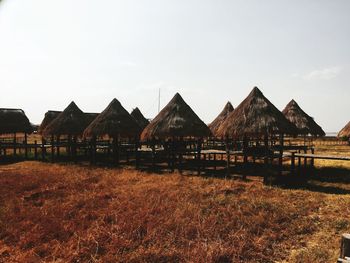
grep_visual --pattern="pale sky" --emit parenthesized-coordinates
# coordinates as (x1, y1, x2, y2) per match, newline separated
(0, 0, 349, 132)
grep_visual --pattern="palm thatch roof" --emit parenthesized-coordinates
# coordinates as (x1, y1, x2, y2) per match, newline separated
(209, 101, 234, 136)
(216, 87, 298, 138)
(43, 102, 92, 136)
(338, 121, 350, 138)
(0, 108, 33, 134)
(282, 99, 325, 136)
(39, 111, 98, 135)
(141, 93, 211, 140)
(131, 107, 149, 130)
(38, 110, 61, 134)
(83, 98, 141, 138)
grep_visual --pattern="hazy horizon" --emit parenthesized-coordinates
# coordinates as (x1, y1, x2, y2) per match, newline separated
(0, 0, 349, 132)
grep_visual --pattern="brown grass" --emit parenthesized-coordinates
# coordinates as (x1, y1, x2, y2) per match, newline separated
(0, 143, 350, 262)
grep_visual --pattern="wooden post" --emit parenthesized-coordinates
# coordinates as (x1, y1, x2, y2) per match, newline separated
(291, 152, 295, 175)
(34, 140, 38, 159)
(72, 136, 77, 162)
(243, 136, 248, 164)
(264, 134, 269, 165)
(51, 135, 55, 162)
(56, 135, 60, 158)
(340, 234, 350, 260)
(171, 137, 175, 173)
(113, 135, 119, 165)
(311, 148, 315, 168)
(225, 137, 230, 176)
(13, 133, 17, 156)
(197, 138, 202, 175)
(41, 138, 46, 161)
(279, 133, 284, 175)
(24, 133, 28, 159)
(151, 137, 156, 170)
(213, 153, 217, 171)
(135, 138, 140, 169)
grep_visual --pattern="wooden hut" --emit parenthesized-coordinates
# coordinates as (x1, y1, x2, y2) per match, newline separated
(282, 99, 325, 137)
(0, 108, 33, 135)
(209, 101, 234, 137)
(216, 87, 298, 178)
(43, 102, 92, 136)
(0, 108, 33, 157)
(39, 111, 97, 135)
(141, 93, 211, 140)
(338, 121, 350, 138)
(83, 98, 141, 138)
(217, 87, 297, 138)
(130, 107, 150, 130)
(38, 110, 61, 134)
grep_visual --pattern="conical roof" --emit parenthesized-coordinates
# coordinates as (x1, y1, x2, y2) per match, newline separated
(209, 101, 234, 136)
(282, 99, 325, 136)
(83, 98, 141, 138)
(38, 110, 61, 134)
(141, 93, 211, 140)
(39, 111, 98, 135)
(0, 108, 33, 134)
(131, 107, 149, 130)
(216, 87, 297, 138)
(43, 102, 89, 136)
(338, 121, 350, 138)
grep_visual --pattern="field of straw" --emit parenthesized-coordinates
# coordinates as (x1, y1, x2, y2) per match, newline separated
(0, 144, 350, 262)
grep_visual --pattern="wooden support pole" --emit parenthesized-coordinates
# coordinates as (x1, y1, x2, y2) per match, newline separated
(135, 139, 140, 169)
(291, 152, 295, 175)
(151, 138, 156, 170)
(56, 136, 60, 158)
(34, 140, 38, 159)
(213, 153, 217, 171)
(264, 135, 269, 165)
(13, 133, 17, 156)
(243, 136, 248, 165)
(340, 234, 350, 260)
(24, 133, 28, 159)
(279, 133, 284, 175)
(197, 138, 202, 175)
(171, 137, 175, 173)
(41, 138, 46, 161)
(311, 148, 315, 168)
(72, 136, 77, 163)
(113, 135, 119, 165)
(225, 137, 230, 176)
(51, 135, 55, 162)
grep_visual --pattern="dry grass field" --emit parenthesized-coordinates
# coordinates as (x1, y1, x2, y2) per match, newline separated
(0, 143, 350, 262)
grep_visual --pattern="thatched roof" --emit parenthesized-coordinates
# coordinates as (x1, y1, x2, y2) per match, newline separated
(282, 100, 325, 136)
(131, 107, 149, 130)
(39, 111, 98, 135)
(43, 102, 91, 136)
(83, 98, 141, 138)
(38, 110, 61, 134)
(338, 121, 350, 138)
(0, 108, 33, 134)
(209, 101, 234, 136)
(216, 87, 298, 138)
(141, 93, 211, 140)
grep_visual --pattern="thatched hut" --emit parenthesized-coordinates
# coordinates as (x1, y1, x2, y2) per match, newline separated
(83, 98, 141, 138)
(131, 107, 149, 130)
(38, 110, 61, 134)
(282, 99, 325, 136)
(141, 93, 211, 140)
(43, 102, 91, 136)
(338, 121, 350, 138)
(209, 101, 234, 136)
(216, 87, 297, 138)
(39, 111, 98, 135)
(0, 108, 33, 134)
